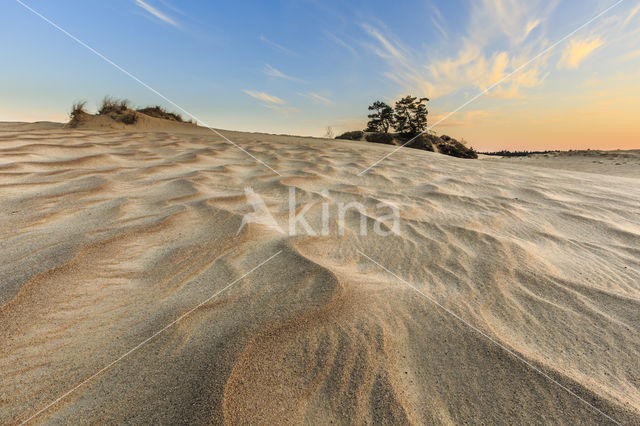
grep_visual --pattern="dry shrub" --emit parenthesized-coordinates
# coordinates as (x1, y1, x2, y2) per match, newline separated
(136, 105, 184, 122)
(336, 130, 364, 140)
(99, 97, 130, 115)
(365, 132, 395, 145)
(435, 138, 477, 159)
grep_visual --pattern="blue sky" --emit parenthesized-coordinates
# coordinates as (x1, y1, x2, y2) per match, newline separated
(1, 0, 639, 150)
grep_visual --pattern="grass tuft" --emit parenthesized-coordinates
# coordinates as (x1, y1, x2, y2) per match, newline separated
(98, 97, 130, 115)
(136, 105, 184, 122)
(68, 101, 88, 127)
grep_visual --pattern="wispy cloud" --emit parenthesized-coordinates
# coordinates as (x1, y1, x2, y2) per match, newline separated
(363, 24, 547, 100)
(135, 0, 179, 27)
(466, 0, 555, 46)
(430, 109, 496, 128)
(429, 3, 448, 39)
(243, 90, 286, 104)
(156, 0, 187, 16)
(324, 30, 358, 56)
(361, 23, 408, 64)
(623, 4, 640, 27)
(263, 64, 305, 82)
(299, 92, 334, 105)
(360, 1, 560, 100)
(522, 18, 542, 41)
(259, 35, 294, 55)
(558, 37, 604, 69)
(263, 104, 299, 116)
(617, 48, 640, 62)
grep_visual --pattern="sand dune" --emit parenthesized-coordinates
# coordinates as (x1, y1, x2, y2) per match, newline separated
(1, 125, 639, 424)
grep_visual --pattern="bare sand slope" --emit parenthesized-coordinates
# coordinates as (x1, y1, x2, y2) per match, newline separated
(1, 126, 639, 424)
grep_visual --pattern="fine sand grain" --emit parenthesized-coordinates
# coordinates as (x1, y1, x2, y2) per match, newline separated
(1, 124, 639, 424)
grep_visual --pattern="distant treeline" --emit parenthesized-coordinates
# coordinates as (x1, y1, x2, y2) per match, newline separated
(480, 150, 558, 157)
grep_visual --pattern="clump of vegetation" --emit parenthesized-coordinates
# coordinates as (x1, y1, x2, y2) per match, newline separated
(402, 133, 435, 152)
(336, 130, 364, 141)
(119, 111, 138, 125)
(435, 137, 477, 159)
(98, 97, 130, 115)
(337, 95, 478, 159)
(68, 101, 88, 127)
(365, 132, 394, 145)
(95, 96, 138, 125)
(67, 97, 198, 127)
(137, 105, 184, 122)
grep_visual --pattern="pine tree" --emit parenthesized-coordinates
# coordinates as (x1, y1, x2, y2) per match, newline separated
(365, 101, 395, 133)
(393, 95, 429, 138)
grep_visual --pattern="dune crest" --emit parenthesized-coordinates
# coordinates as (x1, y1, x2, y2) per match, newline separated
(66, 109, 200, 131)
(0, 126, 639, 424)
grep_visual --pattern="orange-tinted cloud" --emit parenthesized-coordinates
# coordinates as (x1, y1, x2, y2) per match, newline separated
(243, 90, 286, 104)
(558, 37, 604, 69)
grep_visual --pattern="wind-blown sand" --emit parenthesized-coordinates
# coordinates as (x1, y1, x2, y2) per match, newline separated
(1, 123, 639, 424)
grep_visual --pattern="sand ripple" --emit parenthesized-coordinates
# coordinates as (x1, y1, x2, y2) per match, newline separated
(1, 127, 639, 424)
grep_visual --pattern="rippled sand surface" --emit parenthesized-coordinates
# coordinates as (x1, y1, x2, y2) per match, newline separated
(1, 124, 639, 424)
(482, 149, 640, 178)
